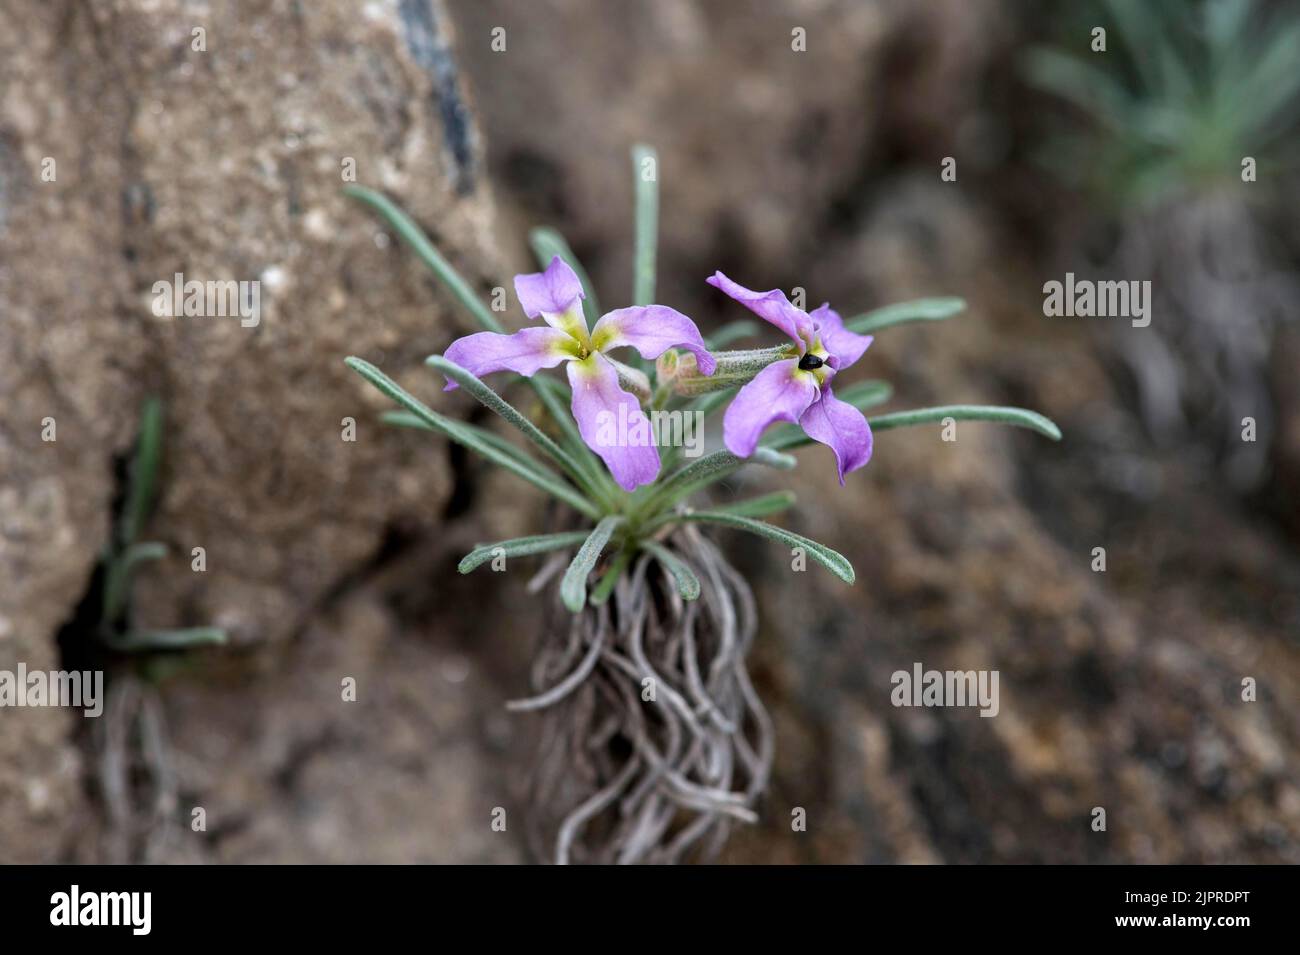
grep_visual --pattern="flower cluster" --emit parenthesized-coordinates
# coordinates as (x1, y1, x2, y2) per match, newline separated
(342, 159, 1061, 867)
(441, 256, 875, 490)
(343, 167, 1060, 612)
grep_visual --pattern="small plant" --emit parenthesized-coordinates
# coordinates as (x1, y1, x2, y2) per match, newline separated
(91, 397, 226, 863)
(344, 146, 1059, 863)
(1023, 0, 1300, 211)
(1023, 0, 1300, 487)
(99, 397, 226, 654)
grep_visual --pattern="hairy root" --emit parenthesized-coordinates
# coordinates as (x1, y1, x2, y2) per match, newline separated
(518, 526, 773, 864)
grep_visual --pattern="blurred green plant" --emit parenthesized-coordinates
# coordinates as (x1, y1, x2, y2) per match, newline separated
(1023, 0, 1300, 209)
(98, 398, 227, 654)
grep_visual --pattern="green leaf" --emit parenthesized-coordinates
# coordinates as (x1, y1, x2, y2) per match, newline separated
(531, 372, 572, 400)
(631, 144, 659, 307)
(344, 186, 504, 333)
(667, 511, 854, 584)
(121, 397, 164, 548)
(1100, 0, 1166, 93)
(458, 530, 593, 574)
(844, 298, 965, 335)
(427, 355, 602, 498)
(705, 320, 760, 350)
(640, 540, 701, 601)
(345, 357, 601, 518)
(868, 404, 1062, 441)
(383, 409, 558, 478)
(641, 446, 796, 518)
(530, 227, 602, 329)
(588, 547, 633, 606)
(1021, 47, 1138, 131)
(101, 541, 169, 627)
(345, 186, 613, 499)
(709, 490, 796, 520)
(762, 379, 894, 451)
(383, 410, 567, 488)
(835, 378, 894, 408)
(1234, 19, 1300, 138)
(561, 517, 624, 612)
(104, 626, 228, 653)
(382, 409, 431, 430)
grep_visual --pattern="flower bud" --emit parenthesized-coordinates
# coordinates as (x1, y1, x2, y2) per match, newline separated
(657, 345, 793, 396)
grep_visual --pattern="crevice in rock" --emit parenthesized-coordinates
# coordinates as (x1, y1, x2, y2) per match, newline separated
(53, 450, 131, 690)
(398, 0, 477, 195)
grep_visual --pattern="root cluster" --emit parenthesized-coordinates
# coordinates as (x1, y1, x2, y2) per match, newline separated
(517, 526, 773, 864)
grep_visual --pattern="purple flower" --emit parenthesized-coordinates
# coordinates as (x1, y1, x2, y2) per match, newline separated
(443, 256, 717, 491)
(707, 271, 874, 484)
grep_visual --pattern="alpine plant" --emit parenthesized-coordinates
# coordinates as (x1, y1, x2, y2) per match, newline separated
(340, 146, 1061, 864)
(341, 153, 1061, 610)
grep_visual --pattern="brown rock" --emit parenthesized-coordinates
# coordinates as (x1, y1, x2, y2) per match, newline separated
(0, 0, 506, 861)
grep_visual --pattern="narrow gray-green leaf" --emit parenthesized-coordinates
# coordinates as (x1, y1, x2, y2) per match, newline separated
(844, 298, 966, 335)
(344, 186, 503, 333)
(105, 626, 228, 653)
(641, 541, 701, 601)
(102, 541, 169, 626)
(561, 517, 624, 612)
(122, 397, 164, 547)
(642, 446, 796, 517)
(345, 186, 609, 496)
(705, 320, 760, 350)
(669, 511, 854, 584)
(1021, 48, 1136, 131)
(631, 144, 658, 307)
(382, 409, 552, 474)
(427, 355, 599, 496)
(589, 548, 633, 606)
(345, 357, 600, 518)
(709, 490, 796, 520)
(458, 530, 592, 574)
(868, 404, 1062, 441)
(835, 378, 894, 408)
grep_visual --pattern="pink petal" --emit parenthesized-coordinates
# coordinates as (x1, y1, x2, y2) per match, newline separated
(441, 327, 577, 391)
(707, 271, 814, 346)
(514, 255, 584, 320)
(567, 353, 661, 491)
(797, 385, 873, 484)
(590, 305, 717, 375)
(810, 303, 872, 370)
(723, 358, 819, 457)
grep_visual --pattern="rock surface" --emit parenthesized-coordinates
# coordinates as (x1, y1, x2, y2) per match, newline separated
(0, 0, 516, 862)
